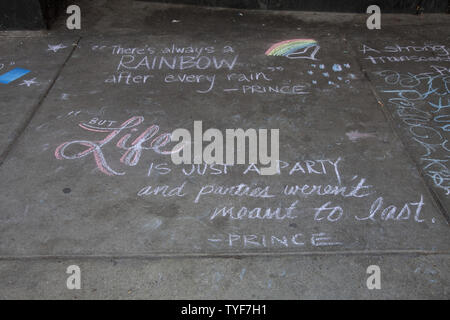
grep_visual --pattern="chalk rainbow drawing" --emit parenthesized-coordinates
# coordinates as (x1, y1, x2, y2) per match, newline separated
(265, 39, 320, 60)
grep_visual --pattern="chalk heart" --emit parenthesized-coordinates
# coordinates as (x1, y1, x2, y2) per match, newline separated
(286, 45, 320, 60)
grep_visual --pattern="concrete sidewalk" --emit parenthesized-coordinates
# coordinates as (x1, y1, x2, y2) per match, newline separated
(0, 1, 448, 299)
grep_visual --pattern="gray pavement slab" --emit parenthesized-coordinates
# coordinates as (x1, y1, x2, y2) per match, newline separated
(0, 35, 77, 161)
(0, 1, 449, 299)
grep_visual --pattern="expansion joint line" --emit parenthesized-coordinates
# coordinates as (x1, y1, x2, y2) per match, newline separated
(0, 36, 82, 166)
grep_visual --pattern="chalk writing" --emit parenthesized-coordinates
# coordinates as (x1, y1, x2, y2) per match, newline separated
(362, 44, 450, 64)
(94, 42, 356, 94)
(54, 116, 177, 175)
(194, 183, 275, 203)
(210, 201, 298, 220)
(355, 195, 426, 222)
(117, 55, 238, 71)
(283, 177, 373, 198)
(374, 66, 450, 195)
(208, 232, 342, 248)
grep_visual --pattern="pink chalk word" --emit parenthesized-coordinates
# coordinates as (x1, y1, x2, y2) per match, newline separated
(55, 116, 175, 175)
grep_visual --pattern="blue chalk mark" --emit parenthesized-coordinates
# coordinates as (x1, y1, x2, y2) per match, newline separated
(322, 72, 329, 77)
(0, 68, 30, 84)
(332, 64, 342, 72)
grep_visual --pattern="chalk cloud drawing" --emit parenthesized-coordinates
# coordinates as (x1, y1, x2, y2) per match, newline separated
(374, 66, 450, 195)
(265, 39, 320, 60)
